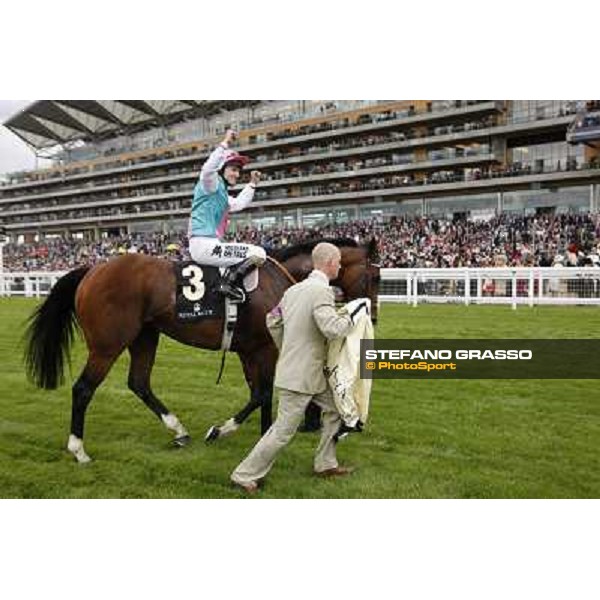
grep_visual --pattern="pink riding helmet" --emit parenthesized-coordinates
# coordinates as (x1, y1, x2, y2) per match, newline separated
(223, 149, 250, 169)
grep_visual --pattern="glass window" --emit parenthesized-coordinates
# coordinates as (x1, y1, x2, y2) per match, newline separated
(358, 202, 400, 219)
(229, 213, 252, 227)
(512, 141, 584, 173)
(509, 100, 577, 124)
(302, 209, 328, 227)
(396, 199, 423, 215)
(251, 215, 279, 228)
(503, 186, 590, 213)
(282, 214, 296, 226)
(425, 194, 497, 216)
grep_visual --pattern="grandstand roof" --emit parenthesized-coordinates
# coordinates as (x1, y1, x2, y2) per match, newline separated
(3, 100, 260, 150)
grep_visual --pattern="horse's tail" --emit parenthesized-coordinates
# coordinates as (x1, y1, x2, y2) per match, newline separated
(23, 266, 91, 390)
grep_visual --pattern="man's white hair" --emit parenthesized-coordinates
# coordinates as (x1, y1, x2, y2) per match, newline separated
(312, 242, 341, 267)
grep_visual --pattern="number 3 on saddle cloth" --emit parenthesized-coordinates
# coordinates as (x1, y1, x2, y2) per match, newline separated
(174, 261, 259, 322)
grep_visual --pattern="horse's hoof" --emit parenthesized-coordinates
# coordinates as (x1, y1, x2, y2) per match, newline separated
(172, 435, 191, 448)
(205, 426, 220, 443)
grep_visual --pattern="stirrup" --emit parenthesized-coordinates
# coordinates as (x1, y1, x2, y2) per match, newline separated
(217, 282, 246, 304)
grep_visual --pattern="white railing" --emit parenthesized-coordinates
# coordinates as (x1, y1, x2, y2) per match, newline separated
(2, 268, 600, 308)
(0, 271, 65, 298)
(380, 267, 600, 308)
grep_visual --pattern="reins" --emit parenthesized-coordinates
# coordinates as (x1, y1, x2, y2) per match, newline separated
(266, 256, 297, 285)
(215, 256, 297, 385)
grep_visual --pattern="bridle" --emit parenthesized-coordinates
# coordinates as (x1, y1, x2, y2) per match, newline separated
(266, 249, 380, 321)
(333, 255, 381, 305)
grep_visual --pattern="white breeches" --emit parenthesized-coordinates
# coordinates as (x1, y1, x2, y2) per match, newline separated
(189, 237, 267, 267)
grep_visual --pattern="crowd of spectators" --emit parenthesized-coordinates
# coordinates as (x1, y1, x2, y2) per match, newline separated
(5, 100, 595, 191)
(6, 151, 597, 222)
(227, 213, 600, 268)
(2, 102, 495, 189)
(2, 231, 189, 272)
(574, 114, 600, 130)
(586, 101, 600, 112)
(4, 213, 600, 272)
(258, 145, 491, 183)
(571, 101, 600, 131)
(6, 199, 189, 225)
(2, 117, 498, 203)
(253, 158, 598, 202)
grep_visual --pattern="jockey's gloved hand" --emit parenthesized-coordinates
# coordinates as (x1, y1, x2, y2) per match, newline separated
(250, 170, 262, 186)
(345, 297, 371, 324)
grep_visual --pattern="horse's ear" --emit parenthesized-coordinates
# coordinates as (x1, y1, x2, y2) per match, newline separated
(367, 237, 379, 261)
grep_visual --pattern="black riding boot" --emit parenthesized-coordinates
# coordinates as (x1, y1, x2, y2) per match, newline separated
(217, 256, 263, 303)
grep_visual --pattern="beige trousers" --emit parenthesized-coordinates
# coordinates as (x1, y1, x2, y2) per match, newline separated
(231, 387, 341, 485)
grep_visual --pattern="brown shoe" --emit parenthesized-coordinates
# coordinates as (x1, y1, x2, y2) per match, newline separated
(315, 466, 355, 478)
(231, 478, 259, 494)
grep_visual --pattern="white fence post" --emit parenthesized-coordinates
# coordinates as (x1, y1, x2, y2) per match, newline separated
(511, 270, 517, 310)
(412, 271, 418, 307)
(465, 270, 471, 306)
(528, 270, 534, 308)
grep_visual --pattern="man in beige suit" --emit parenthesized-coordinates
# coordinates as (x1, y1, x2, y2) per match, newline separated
(231, 242, 369, 493)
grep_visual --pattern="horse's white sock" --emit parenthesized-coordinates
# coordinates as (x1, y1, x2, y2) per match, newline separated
(161, 413, 188, 438)
(219, 417, 239, 436)
(67, 434, 92, 463)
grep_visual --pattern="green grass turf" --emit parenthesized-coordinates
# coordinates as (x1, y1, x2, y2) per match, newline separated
(1, 298, 599, 498)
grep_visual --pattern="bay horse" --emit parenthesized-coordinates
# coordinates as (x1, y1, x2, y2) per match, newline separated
(24, 238, 380, 463)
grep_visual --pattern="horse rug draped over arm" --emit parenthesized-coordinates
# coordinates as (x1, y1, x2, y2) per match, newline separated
(326, 308, 374, 426)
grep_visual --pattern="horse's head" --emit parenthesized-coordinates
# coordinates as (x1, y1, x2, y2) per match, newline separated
(271, 237, 381, 325)
(332, 238, 381, 325)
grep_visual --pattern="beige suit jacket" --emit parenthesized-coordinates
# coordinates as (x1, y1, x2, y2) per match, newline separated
(266, 270, 353, 395)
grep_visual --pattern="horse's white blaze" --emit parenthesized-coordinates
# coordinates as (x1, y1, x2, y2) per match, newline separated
(67, 434, 92, 463)
(219, 417, 239, 436)
(161, 413, 188, 438)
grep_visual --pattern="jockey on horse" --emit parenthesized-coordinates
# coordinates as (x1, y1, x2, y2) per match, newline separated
(188, 128, 266, 302)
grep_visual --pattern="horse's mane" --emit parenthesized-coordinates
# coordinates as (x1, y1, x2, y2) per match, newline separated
(267, 237, 360, 261)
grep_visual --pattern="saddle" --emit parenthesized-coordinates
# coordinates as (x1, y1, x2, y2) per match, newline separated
(173, 260, 260, 350)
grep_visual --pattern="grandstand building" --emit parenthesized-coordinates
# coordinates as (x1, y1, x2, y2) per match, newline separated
(1, 100, 600, 243)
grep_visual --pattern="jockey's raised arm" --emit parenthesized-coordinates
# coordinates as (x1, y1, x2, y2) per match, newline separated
(199, 144, 228, 194)
(199, 128, 238, 193)
(189, 129, 266, 303)
(229, 170, 261, 212)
